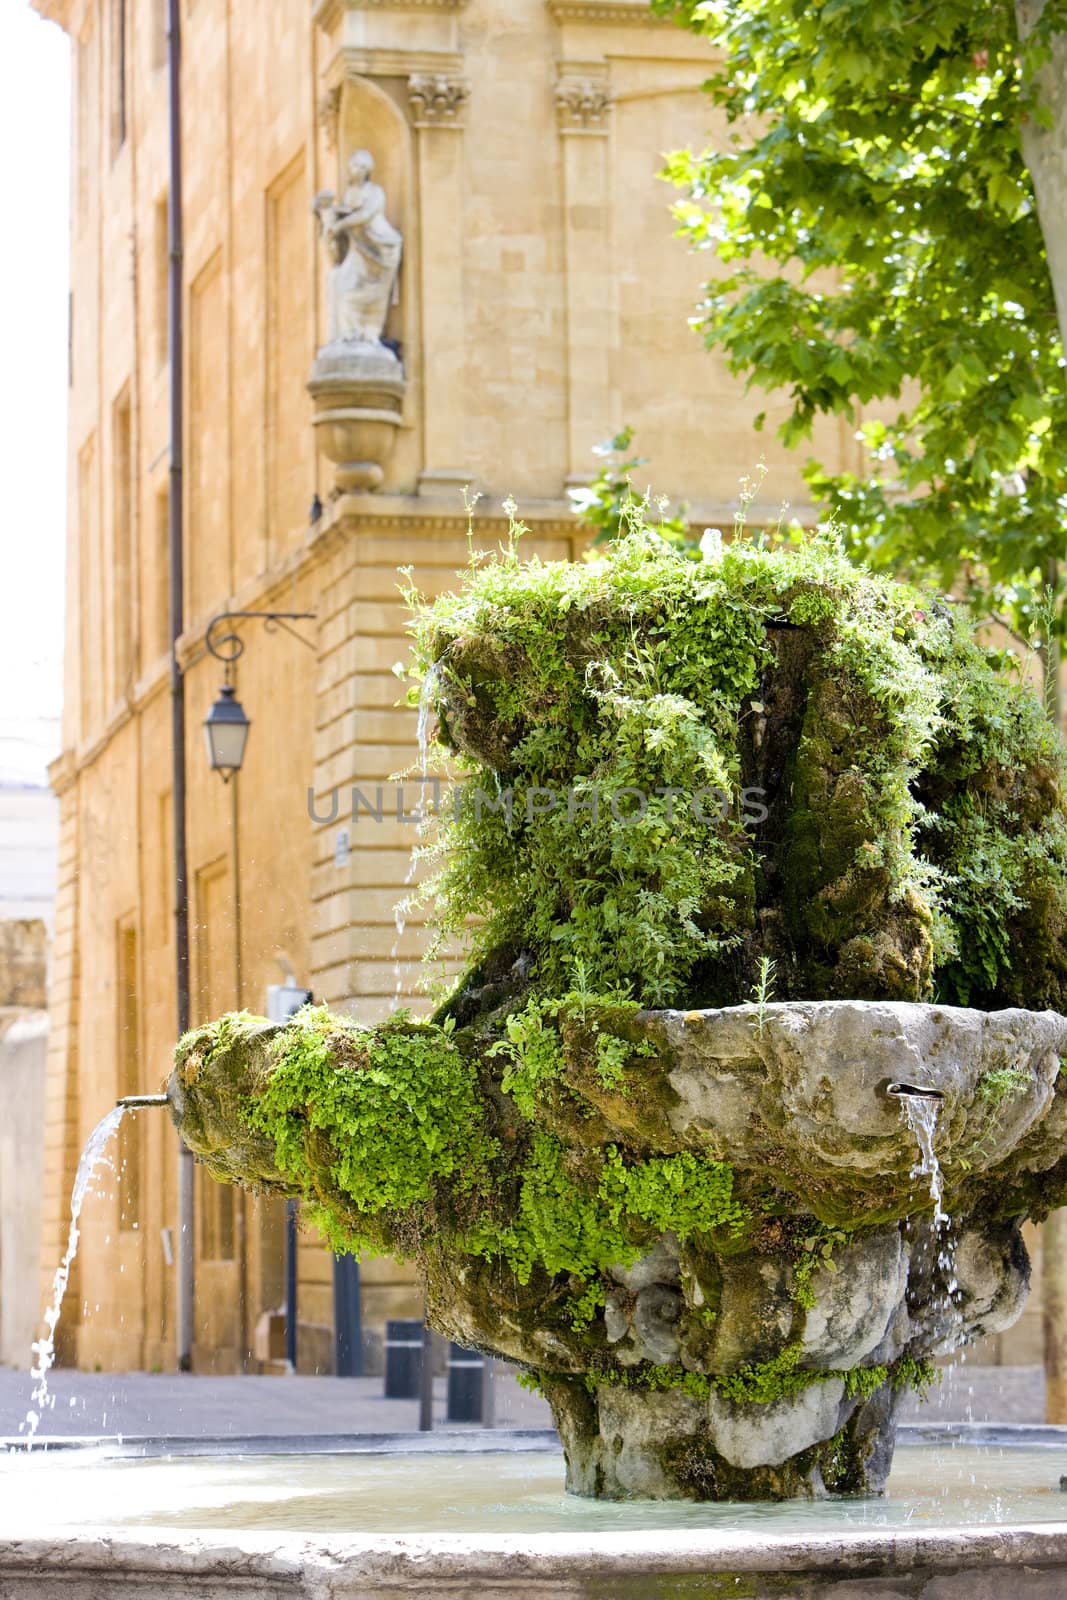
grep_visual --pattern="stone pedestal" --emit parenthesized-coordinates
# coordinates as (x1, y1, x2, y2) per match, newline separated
(307, 341, 406, 493)
(545, 1373, 900, 1501)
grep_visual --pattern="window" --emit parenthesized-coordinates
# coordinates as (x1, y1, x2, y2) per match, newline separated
(116, 917, 141, 1229)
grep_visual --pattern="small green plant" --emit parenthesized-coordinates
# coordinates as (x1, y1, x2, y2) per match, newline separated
(568, 427, 693, 550)
(975, 1063, 1031, 1107)
(751, 956, 777, 1036)
(892, 1356, 938, 1400)
(792, 1227, 851, 1311)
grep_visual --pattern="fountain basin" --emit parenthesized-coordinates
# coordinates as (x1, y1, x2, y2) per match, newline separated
(170, 1000, 1067, 1502)
(1, 1428, 1066, 1597)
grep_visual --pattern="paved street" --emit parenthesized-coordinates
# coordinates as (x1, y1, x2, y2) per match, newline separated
(0, 1366, 554, 1440)
(0, 1361, 1046, 1441)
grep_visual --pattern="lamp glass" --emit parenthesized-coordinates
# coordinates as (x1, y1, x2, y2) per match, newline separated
(203, 684, 251, 778)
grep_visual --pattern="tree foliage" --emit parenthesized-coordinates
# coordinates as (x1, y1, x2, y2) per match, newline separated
(658, 0, 1067, 636)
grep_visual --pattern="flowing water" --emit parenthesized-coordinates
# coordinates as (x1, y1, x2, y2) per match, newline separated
(899, 1096, 962, 1353)
(20, 1105, 127, 1447)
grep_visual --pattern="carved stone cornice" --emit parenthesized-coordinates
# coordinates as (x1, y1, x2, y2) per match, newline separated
(321, 45, 464, 84)
(47, 748, 77, 797)
(29, 0, 73, 30)
(548, 0, 670, 22)
(407, 73, 470, 128)
(556, 75, 613, 131)
(314, 0, 467, 26)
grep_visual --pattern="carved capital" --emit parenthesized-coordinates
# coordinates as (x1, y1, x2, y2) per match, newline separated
(555, 76, 612, 132)
(407, 74, 470, 127)
(318, 84, 343, 146)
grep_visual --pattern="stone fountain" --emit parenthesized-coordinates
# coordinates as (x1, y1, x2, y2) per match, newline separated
(170, 526, 1067, 1503)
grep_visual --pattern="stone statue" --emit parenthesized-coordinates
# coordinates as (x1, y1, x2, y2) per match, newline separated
(313, 149, 402, 347)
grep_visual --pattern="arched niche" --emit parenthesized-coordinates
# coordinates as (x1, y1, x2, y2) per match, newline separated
(337, 76, 413, 361)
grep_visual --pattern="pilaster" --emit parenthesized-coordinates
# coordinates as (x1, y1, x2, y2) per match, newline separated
(556, 66, 617, 484)
(406, 73, 472, 492)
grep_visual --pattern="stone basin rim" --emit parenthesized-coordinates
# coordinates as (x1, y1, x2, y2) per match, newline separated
(643, 999, 1067, 1027)
(2, 1521, 1067, 1583)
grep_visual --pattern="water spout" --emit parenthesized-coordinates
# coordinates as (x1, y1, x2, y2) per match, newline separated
(887, 1082, 945, 1101)
(116, 1094, 170, 1109)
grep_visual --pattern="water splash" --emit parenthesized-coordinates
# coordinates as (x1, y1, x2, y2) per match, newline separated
(899, 1096, 962, 1352)
(21, 1104, 127, 1447)
(415, 664, 439, 783)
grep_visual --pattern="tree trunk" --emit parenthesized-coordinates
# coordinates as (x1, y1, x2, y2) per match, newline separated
(1016, 1, 1067, 341)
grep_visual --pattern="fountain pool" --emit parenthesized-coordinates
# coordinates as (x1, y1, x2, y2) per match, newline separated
(0, 1429, 1066, 1597)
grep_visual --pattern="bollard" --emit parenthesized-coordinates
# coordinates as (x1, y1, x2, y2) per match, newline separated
(446, 1341, 484, 1423)
(384, 1318, 423, 1399)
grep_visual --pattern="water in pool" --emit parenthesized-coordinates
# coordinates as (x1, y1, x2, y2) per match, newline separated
(0, 1444, 1064, 1537)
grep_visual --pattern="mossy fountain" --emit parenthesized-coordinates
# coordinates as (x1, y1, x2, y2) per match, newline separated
(171, 524, 1067, 1503)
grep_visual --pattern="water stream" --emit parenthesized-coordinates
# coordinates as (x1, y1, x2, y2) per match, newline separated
(899, 1096, 962, 1353)
(20, 1104, 128, 1447)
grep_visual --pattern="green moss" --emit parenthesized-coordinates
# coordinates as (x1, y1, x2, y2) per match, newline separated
(242, 1005, 500, 1253)
(408, 514, 1067, 1011)
(599, 1147, 746, 1240)
(176, 1010, 268, 1072)
(590, 1349, 924, 1408)
(467, 1130, 745, 1328)
(893, 1355, 938, 1399)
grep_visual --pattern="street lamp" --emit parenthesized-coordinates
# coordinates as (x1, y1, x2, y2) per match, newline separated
(203, 683, 251, 781)
(202, 610, 316, 780)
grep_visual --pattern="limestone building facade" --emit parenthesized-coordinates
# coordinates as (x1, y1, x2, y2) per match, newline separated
(34, 0, 878, 1374)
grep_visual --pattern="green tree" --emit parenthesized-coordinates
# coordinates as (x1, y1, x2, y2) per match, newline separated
(658, 0, 1067, 650)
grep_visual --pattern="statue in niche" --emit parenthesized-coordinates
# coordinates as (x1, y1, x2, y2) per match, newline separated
(313, 149, 403, 348)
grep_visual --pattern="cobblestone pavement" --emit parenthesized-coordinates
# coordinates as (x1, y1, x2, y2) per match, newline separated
(0, 1361, 1045, 1440)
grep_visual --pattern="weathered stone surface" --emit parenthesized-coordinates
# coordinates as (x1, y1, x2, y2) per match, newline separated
(708, 1254, 795, 1372)
(623, 1001, 1067, 1218)
(799, 1229, 909, 1370)
(704, 1379, 848, 1470)
(549, 1373, 898, 1500)
(954, 1228, 1030, 1338)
